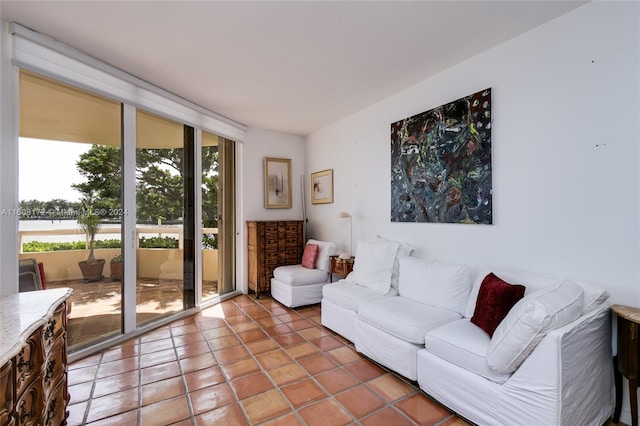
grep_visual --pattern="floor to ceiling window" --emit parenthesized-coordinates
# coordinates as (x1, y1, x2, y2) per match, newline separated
(135, 110, 196, 326)
(16, 70, 238, 353)
(202, 132, 236, 302)
(18, 71, 124, 350)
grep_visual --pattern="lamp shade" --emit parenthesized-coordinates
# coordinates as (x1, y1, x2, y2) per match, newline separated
(338, 211, 351, 219)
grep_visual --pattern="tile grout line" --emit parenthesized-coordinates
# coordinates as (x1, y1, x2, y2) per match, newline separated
(80, 350, 104, 426)
(169, 321, 197, 426)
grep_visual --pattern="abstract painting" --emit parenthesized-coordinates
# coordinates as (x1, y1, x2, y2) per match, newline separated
(390, 88, 492, 224)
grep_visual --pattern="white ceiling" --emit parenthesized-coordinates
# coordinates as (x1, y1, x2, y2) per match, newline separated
(0, 1, 586, 136)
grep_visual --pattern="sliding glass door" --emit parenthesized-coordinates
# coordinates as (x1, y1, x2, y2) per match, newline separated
(202, 132, 235, 302)
(18, 71, 123, 350)
(17, 69, 237, 352)
(135, 110, 196, 326)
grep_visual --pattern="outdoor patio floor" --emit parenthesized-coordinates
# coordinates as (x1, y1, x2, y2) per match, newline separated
(47, 278, 218, 350)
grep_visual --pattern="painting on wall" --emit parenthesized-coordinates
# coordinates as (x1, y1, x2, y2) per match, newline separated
(264, 157, 292, 208)
(390, 88, 492, 224)
(311, 169, 333, 204)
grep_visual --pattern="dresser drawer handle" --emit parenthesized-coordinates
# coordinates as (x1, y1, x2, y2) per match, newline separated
(44, 360, 57, 382)
(631, 322, 636, 341)
(17, 355, 30, 372)
(44, 319, 57, 341)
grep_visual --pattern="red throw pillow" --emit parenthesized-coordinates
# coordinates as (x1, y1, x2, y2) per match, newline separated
(301, 243, 320, 269)
(471, 273, 526, 336)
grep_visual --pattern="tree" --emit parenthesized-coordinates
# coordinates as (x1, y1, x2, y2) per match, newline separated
(73, 144, 220, 226)
(72, 145, 122, 216)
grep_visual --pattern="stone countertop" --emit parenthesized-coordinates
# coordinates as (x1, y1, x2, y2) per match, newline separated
(0, 287, 72, 366)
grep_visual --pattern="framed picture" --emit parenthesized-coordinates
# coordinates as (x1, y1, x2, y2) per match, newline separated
(264, 157, 292, 209)
(311, 169, 333, 204)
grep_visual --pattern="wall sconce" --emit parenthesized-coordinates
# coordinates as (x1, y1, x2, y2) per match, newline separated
(338, 211, 352, 259)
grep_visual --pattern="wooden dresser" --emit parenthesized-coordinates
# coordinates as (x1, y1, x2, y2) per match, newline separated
(247, 220, 304, 298)
(0, 288, 72, 426)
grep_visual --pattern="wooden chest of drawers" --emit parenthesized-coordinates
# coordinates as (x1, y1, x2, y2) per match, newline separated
(247, 220, 303, 298)
(1, 289, 71, 426)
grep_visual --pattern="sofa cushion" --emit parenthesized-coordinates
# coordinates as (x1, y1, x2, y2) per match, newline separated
(487, 280, 584, 373)
(398, 257, 472, 315)
(345, 240, 399, 294)
(424, 319, 512, 384)
(471, 273, 526, 336)
(464, 266, 562, 318)
(273, 265, 329, 286)
(322, 280, 398, 312)
(375, 235, 415, 288)
(307, 239, 336, 272)
(301, 243, 319, 269)
(358, 297, 460, 345)
(579, 281, 609, 314)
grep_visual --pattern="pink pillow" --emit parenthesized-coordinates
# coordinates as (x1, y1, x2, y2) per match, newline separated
(301, 244, 319, 269)
(471, 273, 526, 336)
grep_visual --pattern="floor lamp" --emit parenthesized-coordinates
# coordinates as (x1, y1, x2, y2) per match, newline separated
(338, 212, 352, 259)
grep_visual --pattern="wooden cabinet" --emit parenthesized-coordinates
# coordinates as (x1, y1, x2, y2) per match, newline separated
(0, 289, 71, 426)
(247, 220, 303, 298)
(613, 304, 640, 426)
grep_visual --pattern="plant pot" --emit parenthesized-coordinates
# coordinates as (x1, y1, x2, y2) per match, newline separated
(78, 259, 105, 282)
(110, 262, 122, 281)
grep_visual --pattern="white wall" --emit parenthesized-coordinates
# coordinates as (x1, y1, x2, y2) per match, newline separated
(306, 2, 640, 422)
(307, 1, 639, 304)
(238, 128, 305, 294)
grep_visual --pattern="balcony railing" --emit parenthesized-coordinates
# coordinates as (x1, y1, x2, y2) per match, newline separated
(19, 226, 218, 252)
(18, 226, 219, 282)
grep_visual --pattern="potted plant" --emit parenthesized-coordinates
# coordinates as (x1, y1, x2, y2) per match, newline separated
(77, 209, 105, 282)
(110, 254, 122, 281)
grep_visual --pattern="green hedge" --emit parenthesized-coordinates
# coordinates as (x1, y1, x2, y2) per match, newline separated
(23, 239, 123, 252)
(138, 236, 179, 248)
(22, 236, 201, 252)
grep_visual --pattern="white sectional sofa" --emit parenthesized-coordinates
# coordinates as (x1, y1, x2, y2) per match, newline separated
(321, 239, 614, 426)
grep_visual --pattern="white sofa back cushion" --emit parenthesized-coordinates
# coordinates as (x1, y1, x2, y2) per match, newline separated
(345, 240, 399, 294)
(464, 266, 561, 318)
(375, 235, 415, 289)
(487, 280, 584, 373)
(306, 239, 336, 272)
(398, 257, 472, 315)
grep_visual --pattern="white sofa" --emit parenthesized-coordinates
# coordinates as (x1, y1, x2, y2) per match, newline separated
(271, 239, 335, 308)
(321, 241, 614, 426)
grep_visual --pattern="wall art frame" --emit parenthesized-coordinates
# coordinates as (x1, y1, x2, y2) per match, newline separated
(264, 157, 292, 209)
(390, 88, 493, 224)
(311, 169, 333, 204)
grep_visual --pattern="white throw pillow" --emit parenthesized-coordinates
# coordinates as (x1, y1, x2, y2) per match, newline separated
(487, 280, 584, 373)
(398, 257, 472, 315)
(306, 239, 336, 272)
(375, 235, 415, 288)
(345, 240, 399, 294)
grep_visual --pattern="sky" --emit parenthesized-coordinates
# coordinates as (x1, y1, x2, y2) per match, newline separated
(19, 138, 91, 202)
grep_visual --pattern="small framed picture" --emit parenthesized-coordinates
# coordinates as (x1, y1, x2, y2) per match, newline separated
(311, 169, 333, 204)
(264, 157, 292, 208)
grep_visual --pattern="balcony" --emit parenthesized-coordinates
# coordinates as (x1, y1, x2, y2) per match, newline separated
(19, 226, 219, 351)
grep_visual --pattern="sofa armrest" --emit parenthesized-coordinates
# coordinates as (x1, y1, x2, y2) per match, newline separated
(504, 304, 613, 425)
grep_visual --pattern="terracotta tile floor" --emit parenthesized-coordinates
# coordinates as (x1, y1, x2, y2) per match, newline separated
(66, 295, 471, 426)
